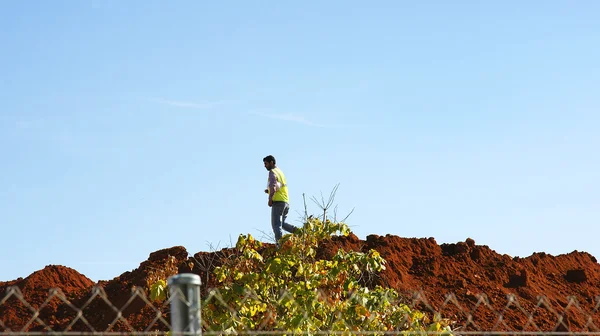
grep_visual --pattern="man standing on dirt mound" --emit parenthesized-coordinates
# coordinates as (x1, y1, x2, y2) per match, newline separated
(263, 155, 299, 247)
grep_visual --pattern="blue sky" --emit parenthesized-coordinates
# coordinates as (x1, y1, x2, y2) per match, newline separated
(1, 1, 599, 282)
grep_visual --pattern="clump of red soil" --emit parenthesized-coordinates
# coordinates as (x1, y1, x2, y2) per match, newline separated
(0, 247, 190, 332)
(63, 246, 190, 332)
(319, 234, 600, 332)
(2, 235, 600, 332)
(0, 265, 94, 331)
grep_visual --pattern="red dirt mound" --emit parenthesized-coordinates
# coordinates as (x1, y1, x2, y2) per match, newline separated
(60, 246, 191, 332)
(319, 234, 600, 332)
(0, 265, 94, 331)
(0, 247, 190, 332)
(2, 235, 600, 332)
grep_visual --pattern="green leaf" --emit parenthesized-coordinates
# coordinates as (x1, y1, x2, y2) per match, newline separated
(149, 279, 167, 302)
(233, 283, 244, 295)
(344, 279, 356, 291)
(291, 314, 304, 328)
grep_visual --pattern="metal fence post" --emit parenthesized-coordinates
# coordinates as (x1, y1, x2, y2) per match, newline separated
(168, 273, 202, 336)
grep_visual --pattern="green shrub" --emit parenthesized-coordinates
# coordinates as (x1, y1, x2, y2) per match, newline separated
(153, 218, 453, 335)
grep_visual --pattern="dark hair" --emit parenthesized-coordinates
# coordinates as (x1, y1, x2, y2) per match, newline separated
(263, 155, 276, 164)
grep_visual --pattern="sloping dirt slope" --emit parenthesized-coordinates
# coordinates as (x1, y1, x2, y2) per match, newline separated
(1, 234, 599, 332)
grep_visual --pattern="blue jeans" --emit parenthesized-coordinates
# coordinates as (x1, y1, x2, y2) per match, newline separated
(271, 201, 298, 243)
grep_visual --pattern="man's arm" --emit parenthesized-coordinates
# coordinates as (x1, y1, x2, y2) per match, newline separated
(268, 170, 278, 200)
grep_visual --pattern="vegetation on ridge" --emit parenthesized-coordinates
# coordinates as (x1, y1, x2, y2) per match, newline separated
(150, 217, 453, 335)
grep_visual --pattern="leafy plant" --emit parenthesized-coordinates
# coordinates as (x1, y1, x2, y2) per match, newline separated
(151, 217, 453, 335)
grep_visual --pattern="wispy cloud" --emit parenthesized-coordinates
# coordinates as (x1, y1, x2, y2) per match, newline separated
(249, 111, 369, 129)
(250, 111, 329, 128)
(153, 98, 225, 109)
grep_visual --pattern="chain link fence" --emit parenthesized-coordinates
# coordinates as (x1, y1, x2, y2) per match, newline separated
(2, 273, 600, 336)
